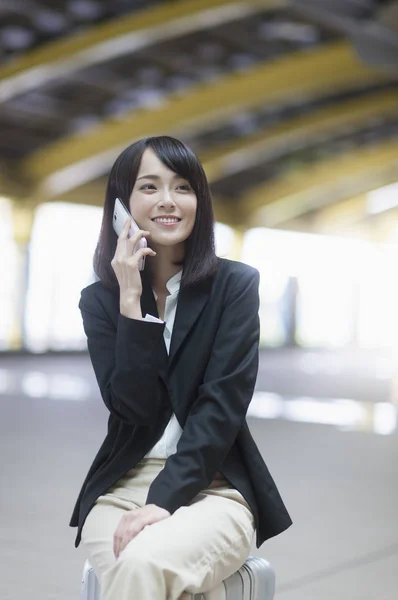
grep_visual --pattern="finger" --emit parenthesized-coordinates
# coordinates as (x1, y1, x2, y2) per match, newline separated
(122, 229, 149, 256)
(115, 534, 126, 559)
(126, 231, 149, 256)
(127, 247, 157, 264)
(126, 229, 151, 248)
(117, 535, 126, 557)
(118, 218, 131, 241)
(118, 528, 137, 557)
(115, 227, 148, 261)
(113, 533, 120, 559)
(113, 219, 131, 261)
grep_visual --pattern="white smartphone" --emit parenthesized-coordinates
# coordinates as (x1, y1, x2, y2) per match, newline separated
(113, 197, 147, 271)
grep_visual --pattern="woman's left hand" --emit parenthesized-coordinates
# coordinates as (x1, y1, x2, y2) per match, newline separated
(113, 504, 171, 559)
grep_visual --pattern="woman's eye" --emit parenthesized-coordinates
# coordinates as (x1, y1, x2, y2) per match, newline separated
(139, 183, 191, 191)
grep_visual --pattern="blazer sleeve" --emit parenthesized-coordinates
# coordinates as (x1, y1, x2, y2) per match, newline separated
(146, 267, 260, 513)
(79, 287, 166, 426)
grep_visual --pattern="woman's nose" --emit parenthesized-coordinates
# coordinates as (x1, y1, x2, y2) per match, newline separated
(159, 189, 176, 207)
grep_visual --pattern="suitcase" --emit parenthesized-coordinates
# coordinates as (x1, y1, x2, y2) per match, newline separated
(80, 555, 275, 599)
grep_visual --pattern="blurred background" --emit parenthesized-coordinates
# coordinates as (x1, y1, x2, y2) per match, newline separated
(1, 1, 398, 598)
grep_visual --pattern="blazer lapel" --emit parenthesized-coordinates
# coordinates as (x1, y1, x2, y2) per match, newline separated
(139, 276, 168, 378)
(168, 279, 211, 371)
(140, 274, 160, 319)
(140, 271, 212, 374)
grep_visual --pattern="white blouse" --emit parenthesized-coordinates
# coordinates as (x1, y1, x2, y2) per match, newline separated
(142, 269, 183, 458)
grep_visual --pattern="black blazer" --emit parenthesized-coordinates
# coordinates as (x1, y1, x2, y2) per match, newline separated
(69, 257, 292, 548)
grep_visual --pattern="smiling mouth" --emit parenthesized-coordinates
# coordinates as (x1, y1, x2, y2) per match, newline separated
(151, 218, 181, 223)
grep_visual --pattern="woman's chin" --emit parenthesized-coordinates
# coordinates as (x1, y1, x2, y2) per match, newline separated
(151, 233, 187, 247)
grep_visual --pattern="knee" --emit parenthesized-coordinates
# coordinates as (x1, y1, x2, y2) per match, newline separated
(116, 541, 182, 586)
(80, 522, 117, 577)
(118, 543, 160, 573)
(106, 547, 167, 593)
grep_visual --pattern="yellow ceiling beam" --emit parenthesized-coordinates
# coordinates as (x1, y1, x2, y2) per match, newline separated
(0, 164, 30, 199)
(22, 42, 388, 199)
(369, 208, 398, 243)
(0, 0, 283, 101)
(201, 88, 398, 182)
(311, 195, 368, 234)
(258, 193, 398, 242)
(41, 180, 107, 207)
(314, 194, 366, 224)
(268, 199, 367, 233)
(244, 139, 398, 227)
(279, 214, 375, 240)
(44, 86, 398, 228)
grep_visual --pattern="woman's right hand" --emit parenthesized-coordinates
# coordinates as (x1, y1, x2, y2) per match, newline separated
(111, 218, 156, 304)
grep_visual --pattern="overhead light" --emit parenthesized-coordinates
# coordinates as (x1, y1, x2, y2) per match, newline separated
(367, 182, 398, 215)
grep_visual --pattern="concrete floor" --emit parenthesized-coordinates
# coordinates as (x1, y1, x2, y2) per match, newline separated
(0, 350, 397, 599)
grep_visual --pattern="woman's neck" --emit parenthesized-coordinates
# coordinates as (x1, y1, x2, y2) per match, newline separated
(146, 248, 183, 294)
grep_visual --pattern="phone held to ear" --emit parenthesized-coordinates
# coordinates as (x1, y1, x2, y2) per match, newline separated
(113, 197, 147, 271)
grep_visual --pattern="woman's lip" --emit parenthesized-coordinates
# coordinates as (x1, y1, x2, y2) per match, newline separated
(152, 219, 180, 227)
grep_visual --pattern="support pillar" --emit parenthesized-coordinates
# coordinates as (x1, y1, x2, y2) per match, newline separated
(228, 226, 246, 262)
(9, 201, 36, 351)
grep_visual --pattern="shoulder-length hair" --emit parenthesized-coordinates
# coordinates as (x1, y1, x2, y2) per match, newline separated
(93, 136, 220, 291)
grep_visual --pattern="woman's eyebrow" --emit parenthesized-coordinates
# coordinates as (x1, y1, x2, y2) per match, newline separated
(137, 173, 183, 181)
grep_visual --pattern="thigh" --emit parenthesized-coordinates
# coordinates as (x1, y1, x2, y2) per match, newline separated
(81, 459, 165, 579)
(120, 490, 255, 595)
(81, 493, 140, 579)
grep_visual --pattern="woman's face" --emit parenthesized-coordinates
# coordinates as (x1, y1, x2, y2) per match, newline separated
(129, 148, 197, 250)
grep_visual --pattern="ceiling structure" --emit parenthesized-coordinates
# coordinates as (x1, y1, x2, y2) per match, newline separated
(0, 0, 398, 237)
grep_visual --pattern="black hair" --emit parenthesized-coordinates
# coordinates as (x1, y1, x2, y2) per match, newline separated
(93, 136, 220, 291)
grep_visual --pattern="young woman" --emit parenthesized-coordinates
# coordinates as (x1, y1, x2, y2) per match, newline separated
(70, 136, 292, 600)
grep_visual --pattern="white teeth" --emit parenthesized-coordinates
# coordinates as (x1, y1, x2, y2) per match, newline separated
(153, 218, 179, 223)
